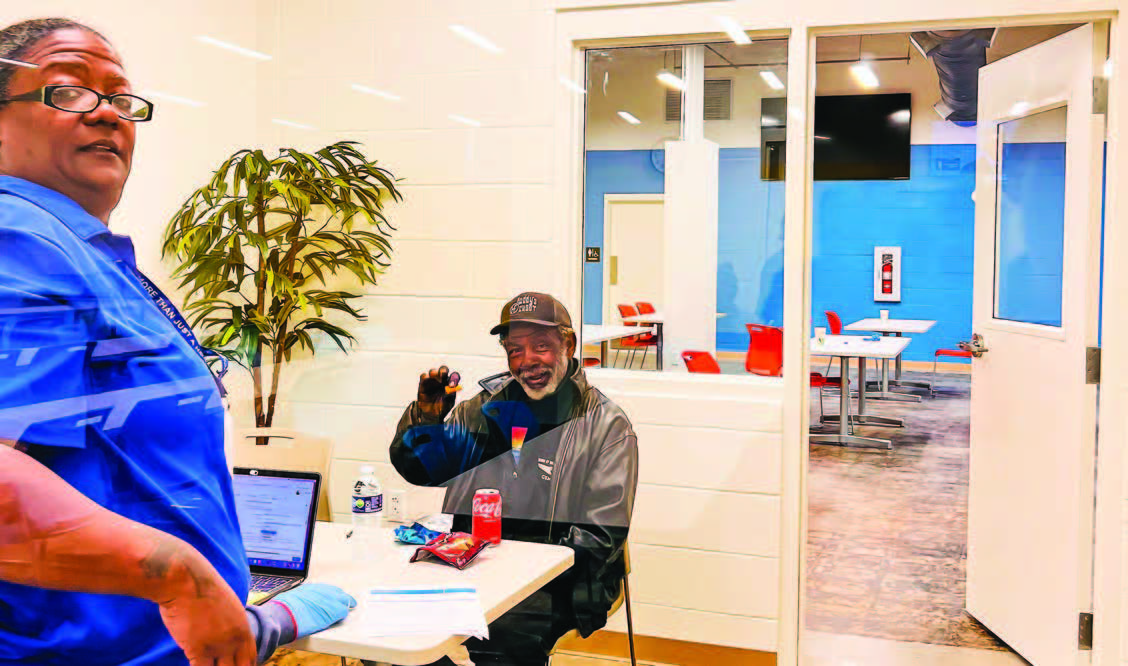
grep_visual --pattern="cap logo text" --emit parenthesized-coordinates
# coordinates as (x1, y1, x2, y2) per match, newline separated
(510, 295, 537, 315)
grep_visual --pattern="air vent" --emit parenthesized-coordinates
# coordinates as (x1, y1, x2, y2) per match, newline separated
(665, 79, 732, 122)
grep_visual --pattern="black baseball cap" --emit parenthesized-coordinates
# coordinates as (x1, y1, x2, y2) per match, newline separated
(490, 292, 573, 336)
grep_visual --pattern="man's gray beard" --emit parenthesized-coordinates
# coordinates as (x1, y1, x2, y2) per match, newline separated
(516, 354, 570, 401)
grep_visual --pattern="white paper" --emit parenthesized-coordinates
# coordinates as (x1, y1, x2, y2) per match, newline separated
(364, 587, 489, 640)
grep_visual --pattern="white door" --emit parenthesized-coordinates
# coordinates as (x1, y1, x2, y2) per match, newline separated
(967, 24, 1105, 666)
(603, 196, 664, 324)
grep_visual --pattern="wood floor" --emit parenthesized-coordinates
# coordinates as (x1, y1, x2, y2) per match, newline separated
(805, 368, 1007, 651)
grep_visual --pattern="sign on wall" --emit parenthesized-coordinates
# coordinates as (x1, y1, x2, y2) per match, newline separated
(874, 246, 901, 302)
(585, 247, 601, 263)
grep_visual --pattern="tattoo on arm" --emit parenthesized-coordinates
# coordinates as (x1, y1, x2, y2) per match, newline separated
(139, 535, 215, 600)
(139, 538, 181, 579)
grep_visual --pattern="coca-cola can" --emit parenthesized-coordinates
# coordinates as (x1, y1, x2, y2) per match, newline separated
(472, 489, 502, 545)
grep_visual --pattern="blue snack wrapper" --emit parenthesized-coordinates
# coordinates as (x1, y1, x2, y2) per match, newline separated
(394, 522, 445, 545)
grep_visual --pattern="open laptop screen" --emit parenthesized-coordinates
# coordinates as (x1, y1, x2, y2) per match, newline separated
(233, 470, 318, 572)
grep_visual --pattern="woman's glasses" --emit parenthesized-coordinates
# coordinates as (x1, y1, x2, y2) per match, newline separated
(1, 85, 153, 121)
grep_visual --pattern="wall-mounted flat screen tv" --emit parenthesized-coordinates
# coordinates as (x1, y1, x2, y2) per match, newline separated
(760, 93, 912, 181)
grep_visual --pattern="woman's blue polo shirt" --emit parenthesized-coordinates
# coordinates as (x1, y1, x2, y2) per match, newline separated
(0, 176, 249, 665)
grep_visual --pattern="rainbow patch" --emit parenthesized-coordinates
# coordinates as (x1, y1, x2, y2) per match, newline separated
(511, 427, 527, 451)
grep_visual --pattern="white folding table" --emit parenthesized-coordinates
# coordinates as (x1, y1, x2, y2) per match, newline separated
(581, 324, 656, 368)
(809, 335, 911, 449)
(618, 311, 726, 371)
(844, 318, 937, 399)
(290, 522, 574, 665)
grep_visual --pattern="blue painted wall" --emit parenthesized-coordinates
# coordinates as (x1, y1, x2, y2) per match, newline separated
(717, 149, 786, 351)
(582, 150, 665, 325)
(810, 144, 977, 362)
(584, 143, 1074, 363)
(996, 142, 1066, 327)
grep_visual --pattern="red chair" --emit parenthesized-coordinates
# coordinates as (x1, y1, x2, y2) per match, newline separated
(635, 302, 656, 316)
(583, 357, 602, 368)
(682, 350, 721, 374)
(810, 371, 833, 426)
(932, 347, 973, 396)
(745, 324, 784, 377)
(742, 325, 834, 426)
(616, 304, 658, 369)
(825, 310, 843, 335)
(822, 310, 844, 379)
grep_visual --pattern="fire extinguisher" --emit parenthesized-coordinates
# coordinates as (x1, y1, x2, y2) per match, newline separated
(881, 258, 893, 294)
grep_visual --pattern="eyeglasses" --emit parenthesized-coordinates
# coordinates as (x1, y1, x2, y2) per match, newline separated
(1, 85, 154, 121)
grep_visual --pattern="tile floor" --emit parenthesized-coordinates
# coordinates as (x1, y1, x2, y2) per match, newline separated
(804, 367, 1011, 651)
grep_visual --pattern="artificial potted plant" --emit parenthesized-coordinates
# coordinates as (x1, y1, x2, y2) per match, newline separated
(162, 141, 401, 434)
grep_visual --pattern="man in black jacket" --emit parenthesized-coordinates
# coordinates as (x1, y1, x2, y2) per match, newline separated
(390, 292, 638, 666)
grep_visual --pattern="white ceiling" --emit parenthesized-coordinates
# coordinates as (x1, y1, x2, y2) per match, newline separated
(692, 24, 1081, 70)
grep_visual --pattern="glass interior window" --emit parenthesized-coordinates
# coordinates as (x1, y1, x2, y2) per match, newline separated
(993, 105, 1068, 327)
(581, 39, 788, 376)
(702, 40, 788, 358)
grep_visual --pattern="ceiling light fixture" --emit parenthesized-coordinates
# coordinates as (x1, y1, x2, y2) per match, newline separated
(449, 25, 503, 54)
(656, 70, 686, 91)
(714, 16, 751, 45)
(272, 118, 316, 130)
(350, 83, 402, 101)
(849, 62, 879, 89)
(760, 71, 785, 91)
(559, 76, 586, 95)
(143, 90, 206, 108)
(449, 114, 482, 127)
(617, 110, 641, 125)
(195, 35, 272, 61)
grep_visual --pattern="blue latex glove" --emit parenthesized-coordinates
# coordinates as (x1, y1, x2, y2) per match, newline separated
(272, 583, 357, 638)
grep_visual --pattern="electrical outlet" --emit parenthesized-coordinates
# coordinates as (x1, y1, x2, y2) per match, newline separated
(386, 490, 407, 523)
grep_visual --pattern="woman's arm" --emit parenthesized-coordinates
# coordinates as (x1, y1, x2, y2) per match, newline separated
(0, 444, 258, 665)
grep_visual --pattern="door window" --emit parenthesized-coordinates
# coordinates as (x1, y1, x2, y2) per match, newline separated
(993, 105, 1068, 327)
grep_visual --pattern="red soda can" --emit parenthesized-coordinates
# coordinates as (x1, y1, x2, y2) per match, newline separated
(472, 489, 502, 545)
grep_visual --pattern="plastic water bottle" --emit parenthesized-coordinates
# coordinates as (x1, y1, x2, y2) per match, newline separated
(351, 465, 383, 560)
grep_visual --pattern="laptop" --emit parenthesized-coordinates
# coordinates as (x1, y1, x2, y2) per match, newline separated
(232, 467, 321, 605)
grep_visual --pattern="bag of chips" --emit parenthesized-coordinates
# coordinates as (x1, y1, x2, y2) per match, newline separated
(394, 522, 445, 545)
(409, 532, 489, 570)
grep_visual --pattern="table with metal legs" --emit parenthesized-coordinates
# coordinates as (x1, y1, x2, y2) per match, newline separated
(809, 335, 912, 449)
(581, 324, 656, 369)
(878, 331, 933, 392)
(621, 312, 727, 372)
(867, 333, 922, 403)
(844, 318, 937, 400)
(293, 522, 573, 665)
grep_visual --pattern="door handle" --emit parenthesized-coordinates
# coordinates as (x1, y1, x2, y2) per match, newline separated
(959, 333, 988, 357)
(610, 256, 618, 286)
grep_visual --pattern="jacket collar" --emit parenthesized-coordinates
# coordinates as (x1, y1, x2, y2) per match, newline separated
(0, 175, 110, 241)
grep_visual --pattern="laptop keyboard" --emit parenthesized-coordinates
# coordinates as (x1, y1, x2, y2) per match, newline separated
(250, 574, 292, 592)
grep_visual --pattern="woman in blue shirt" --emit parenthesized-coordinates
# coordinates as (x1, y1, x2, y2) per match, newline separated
(0, 18, 352, 665)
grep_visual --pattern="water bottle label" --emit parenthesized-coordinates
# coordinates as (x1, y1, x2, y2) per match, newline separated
(352, 494, 383, 513)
